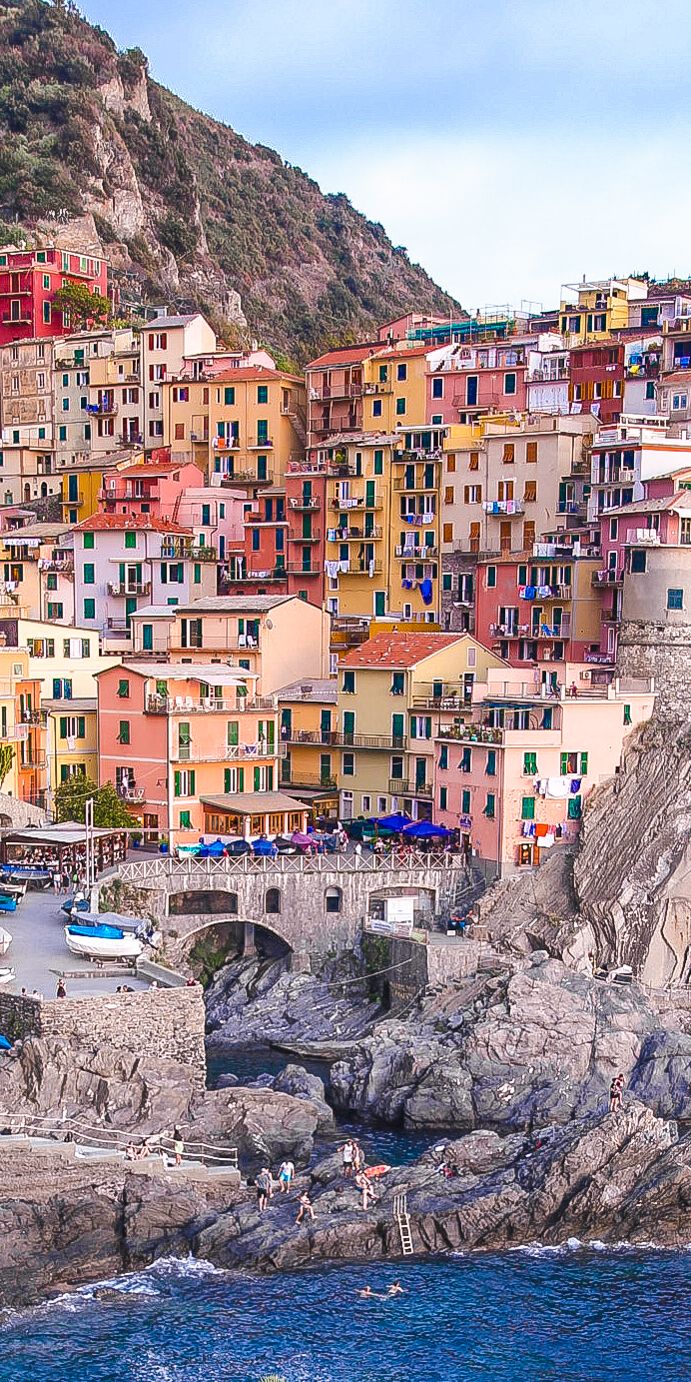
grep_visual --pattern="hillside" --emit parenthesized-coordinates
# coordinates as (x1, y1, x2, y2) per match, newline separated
(0, 0, 462, 359)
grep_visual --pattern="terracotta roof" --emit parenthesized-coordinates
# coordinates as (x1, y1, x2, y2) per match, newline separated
(307, 344, 379, 370)
(76, 514, 192, 535)
(340, 631, 468, 669)
(211, 365, 303, 385)
(602, 494, 691, 517)
(113, 461, 203, 479)
(373, 344, 435, 361)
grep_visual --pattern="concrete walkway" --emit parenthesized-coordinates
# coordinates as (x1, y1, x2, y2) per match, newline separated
(2, 887, 148, 998)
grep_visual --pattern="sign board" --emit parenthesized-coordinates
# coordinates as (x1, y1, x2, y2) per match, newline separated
(385, 897, 415, 926)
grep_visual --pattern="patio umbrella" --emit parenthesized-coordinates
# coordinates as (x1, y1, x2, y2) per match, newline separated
(375, 812, 412, 832)
(402, 820, 452, 839)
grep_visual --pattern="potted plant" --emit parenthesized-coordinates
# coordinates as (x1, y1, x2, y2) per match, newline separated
(159, 836, 169, 855)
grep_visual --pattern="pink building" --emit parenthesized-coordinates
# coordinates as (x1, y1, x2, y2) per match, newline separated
(434, 666, 654, 877)
(474, 552, 602, 669)
(594, 483, 691, 660)
(74, 514, 218, 644)
(96, 661, 281, 847)
(427, 341, 529, 425)
(99, 458, 205, 519)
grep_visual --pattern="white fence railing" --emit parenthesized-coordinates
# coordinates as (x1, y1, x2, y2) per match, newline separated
(108, 850, 464, 885)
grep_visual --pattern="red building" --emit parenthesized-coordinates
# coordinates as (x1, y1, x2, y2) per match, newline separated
(568, 341, 624, 426)
(0, 245, 109, 346)
(474, 551, 601, 668)
(221, 488, 289, 597)
(305, 344, 376, 448)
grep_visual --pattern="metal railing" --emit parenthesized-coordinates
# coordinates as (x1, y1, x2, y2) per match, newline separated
(0, 1111, 238, 1169)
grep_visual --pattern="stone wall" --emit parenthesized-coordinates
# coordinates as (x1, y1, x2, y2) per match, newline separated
(0, 986, 206, 1080)
(617, 620, 691, 721)
(0, 792, 49, 831)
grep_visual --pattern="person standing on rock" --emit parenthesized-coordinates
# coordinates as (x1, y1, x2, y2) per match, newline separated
(277, 1159, 294, 1193)
(55, 979, 66, 999)
(341, 1139, 355, 1177)
(256, 1166, 272, 1213)
(295, 1189, 314, 1225)
(609, 1073, 624, 1112)
(173, 1128, 184, 1165)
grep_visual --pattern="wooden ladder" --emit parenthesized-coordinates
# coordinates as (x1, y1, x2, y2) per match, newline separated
(393, 1192, 414, 1256)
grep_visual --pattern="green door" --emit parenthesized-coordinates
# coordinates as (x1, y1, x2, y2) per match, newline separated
(392, 713, 405, 747)
(320, 709, 332, 739)
(142, 623, 153, 651)
(125, 596, 137, 628)
(374, 591, 386, 617)
(365, 480, 375, 508)
(343, 710, 355, 743)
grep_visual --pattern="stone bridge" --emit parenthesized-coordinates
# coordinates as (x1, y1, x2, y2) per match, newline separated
(96, 851, 467, 970)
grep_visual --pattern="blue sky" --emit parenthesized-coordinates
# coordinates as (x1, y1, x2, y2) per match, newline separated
(80, 0, 691, 311)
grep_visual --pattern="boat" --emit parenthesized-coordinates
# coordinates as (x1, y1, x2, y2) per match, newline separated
(0, 927, 12, 955)
(0, 895, 17, 913)
(61, 897, 90, 917)
(0, 968, 14, 987)
(64, 923, 144, 961)
(74, 911, 147, 935)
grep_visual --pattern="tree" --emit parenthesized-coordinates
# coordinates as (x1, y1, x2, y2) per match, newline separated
(54, 774, 137, 830)
(53, 280, 110, 330)
(0, 743, 14, 790)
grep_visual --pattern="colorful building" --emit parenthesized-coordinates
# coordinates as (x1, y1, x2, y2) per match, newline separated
(98, 457, 205, 519)
(0, 245, 108, 346)
(558, 278, 647, 345)
(434, 666, 654, 877)
(0, 647, 46, 806)
(568, 340, 624, 425)
(96, 661, 279, 847)
(0, 521, 74, 623)
(474, 550, 602, 668)
(336, 630, 506, 822)
(208, 366, 306, 492)
(141, 311, 217, 444)
(361, 344, 436, 432)
(305, 344, 377, 448)
(277, 676, 339, 817)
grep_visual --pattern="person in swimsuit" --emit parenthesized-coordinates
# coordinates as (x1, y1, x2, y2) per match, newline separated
(278, 1159, 294, 1192)
(609, 1073, 624, 1112)
(341, 1139, 355, 1177)
(387, 1281, 405, 1296)
(295, 1190, 314, 1224)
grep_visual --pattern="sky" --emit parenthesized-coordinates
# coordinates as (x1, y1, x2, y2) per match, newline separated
(79, 0, 691, 312)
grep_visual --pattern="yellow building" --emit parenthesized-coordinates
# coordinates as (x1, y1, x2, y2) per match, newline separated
(208, 367, 306, 491)
(162, 378, 210, 471)
(361, 345, 431, 432)
(388, 425, 447, 624)
(0, 647, 46, 806)
(336, 630, 507, 821)
(559, 278, 647, 344)
(277, 676, 338, 817)
(61, 453, 143, 525)
(43, 696, 98, 797)
(322, 433, 396, 621)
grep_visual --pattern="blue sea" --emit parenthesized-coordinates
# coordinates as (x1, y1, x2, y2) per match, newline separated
(1, 1248, 689, 1381)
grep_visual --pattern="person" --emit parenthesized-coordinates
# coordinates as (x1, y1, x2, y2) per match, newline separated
(341, 1139, 355, 1178)
(256, 1166, 272, 1213)
(355, 1169, 375, 1210)
(358, 1285, 384, 1299)
(609, 1073, 624, 1112)
(125, 1142, 137, 1161)
(173, 1128, 184, 1166)
(354, 842, 363, 861)
(352, 1140, 364, 1174)
(278, 1159, 294, 1193)
(387, 1281, 405, 1297)
(52, 870, 60, 895)
(55, 979, 66, 999)
(295, 1189, 314, 1224)
(569, 682, 579, 699)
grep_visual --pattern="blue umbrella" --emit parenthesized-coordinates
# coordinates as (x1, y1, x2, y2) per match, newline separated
(375, 812, 412, 832)
(402, 820, 452, 839)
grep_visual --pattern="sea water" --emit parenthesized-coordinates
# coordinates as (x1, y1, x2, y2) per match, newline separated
(1, 1249, 689, 1381)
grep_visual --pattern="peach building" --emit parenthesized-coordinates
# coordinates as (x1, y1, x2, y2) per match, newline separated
(96, 661, 281, 847)
(434, 664, 655, 877)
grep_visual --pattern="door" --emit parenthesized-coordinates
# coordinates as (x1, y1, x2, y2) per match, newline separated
(415, 756, 427, 790)
(142, 623, 153, 651)
(125, 596, 137, 628)
(320, 709, 332, 740)
(432, 679, 443, 701)
(374, 591, 386, 617)
(499, 521, 512, 553)
(280, 708, 292, 741)
(466, 376, 478, 406)
(365, 480, 375, 508)
(392, 713, 405, 748)
(343, 710, 355, 744)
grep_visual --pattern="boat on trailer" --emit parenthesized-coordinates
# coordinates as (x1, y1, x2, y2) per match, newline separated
(64, 923, 143, 962)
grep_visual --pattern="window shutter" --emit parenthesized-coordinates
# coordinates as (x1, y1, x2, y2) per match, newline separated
(224, 768, 231, 792)
(60, 716, 67, 739)
(189, 770, 195, 794)
(238, 767, 244, 791)
(254, 766, 260, 791)
(77, 716, 85, 738)
(174, 771, 181, 796)
(560, 753, 568, 775)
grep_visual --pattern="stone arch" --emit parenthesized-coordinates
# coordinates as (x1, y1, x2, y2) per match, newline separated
(173, 914, 293, 963)
(325, 885, 342, 914)
(265, 887, 281, 915)
(169, 889, 239, 917)
(40, 482, 48, 498)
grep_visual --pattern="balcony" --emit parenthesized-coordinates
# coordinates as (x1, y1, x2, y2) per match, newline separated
(394, 449, 443, 464)
(1, 311, 31, 325)
(336, 732, 406, 750)
(396, 544, 438, 559)
(220, 568, 287, 586)
(336, 561, 383, 576)
(482, 500, 525, 516)
(280, 770, 338, 789)
(213, 438, 240, 452)
(287, 530, 321, 543)
(108, 581, 151, 597)
(592, 570, 623, 587)
(288, 496, 320, 511)
(281, 728, 336, 746)
(388, 777, 433, 798)
(411, 694, 467, 710)
(392, 476, 437, 493)
(557, 500, 585, 516)
(116, 783, 145, 802)
(247, 436, 274, 450)
(519, 583, 571, 599)
(173, 741, 276, 763)
(220, 470, 274, 487)
(145, 694, 270, 716)
(362, 381, 393, 394)
(329, 494, 381, 511)
(601, 607, 622, 624)
(328, 525, 382, 542)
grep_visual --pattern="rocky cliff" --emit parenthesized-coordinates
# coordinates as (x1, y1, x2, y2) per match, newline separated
(0, 1, 461, 357)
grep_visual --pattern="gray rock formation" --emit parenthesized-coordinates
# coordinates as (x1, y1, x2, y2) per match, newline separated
(205, 956, 379, 1048)
(330, 953, 690, 1131)
(1, 1100, 688, 1309)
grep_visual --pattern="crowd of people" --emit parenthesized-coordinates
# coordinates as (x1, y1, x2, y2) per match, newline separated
(253, 1137, 390, 1225)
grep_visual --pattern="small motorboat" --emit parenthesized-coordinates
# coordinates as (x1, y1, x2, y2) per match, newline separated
(0, 927, 12, 955)
(61, 897, 90, 917)
(75, 911, 147, 936)
(0, 895, 17, 913)
(64, 923, 143, 962)
(0, 968, 14, 987)
(0, 881, 26, 899)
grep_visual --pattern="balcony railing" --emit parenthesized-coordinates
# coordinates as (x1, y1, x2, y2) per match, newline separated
(482, 500, 525, 516)
(145, 694, 273, 716)
(287, 530, 321, 543)
(329, 494, 381, 510)
(335, 562, 383, 576)
(396, 544, 438, 559)
(280, 771, 338, 789)
(592, 570, 623, 587)
(388, 777, 433, 798)
(327, 526, 382, 541)
(336, 732, 406, 750)
(220, 471, 274, 486)
(288, 496, 320, 510)
(281, 728, 336, 746)
(116, 784, 145, 802)
(108, 581, 151, 597)
(172, 741, 276, 762)
(247, 436, 274, 450)
(38, 557, 74, 575)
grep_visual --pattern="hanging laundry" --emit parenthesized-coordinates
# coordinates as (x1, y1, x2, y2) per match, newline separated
(545, 776, 570, 798)
(420, 577, 433, 606)
(521, 586, 537, 600)
(534, 822, 550, 837)
(570, 777, 582, 793)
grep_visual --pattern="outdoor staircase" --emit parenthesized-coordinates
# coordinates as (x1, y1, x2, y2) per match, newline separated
(445, 866, 487, 921)
(393, 1192, 414, 1256)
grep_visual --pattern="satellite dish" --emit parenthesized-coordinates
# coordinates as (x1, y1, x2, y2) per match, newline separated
(266, 619, 273, 629)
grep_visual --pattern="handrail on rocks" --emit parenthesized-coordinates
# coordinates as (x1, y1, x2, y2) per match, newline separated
(0, 1111, 239, 1168)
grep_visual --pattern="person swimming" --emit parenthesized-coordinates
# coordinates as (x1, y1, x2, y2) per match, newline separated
(387, 1281, 405, 1296)
(358, 1286, 385, 1300)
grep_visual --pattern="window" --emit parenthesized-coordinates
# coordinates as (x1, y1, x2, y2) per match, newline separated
(374, 449, 383, 475)
(266, 888, 281, 915)
(125, 531, 136, 549)
(373, 399, 382, 418)
(521, 796, 535, 820)
(432, 377, 443, 399)
(118, 720, 130, 744)
(179, 811, 192, 829)
(257, 384, 268, 404)
(567, 796, 582, 820)
(484, 793, 495, 819)
(83, 597, 95, 620)
(342, 670, 355, 694)
(624, 704, 632, 726)
(461, 788, 471, 815)
(47, 602, 64, 619)
(667, 588, 684, 610)
(439, 744, 448, 770)
(325, 886, 342, 914)
(486, 749, 496, 776)
(173, 769, 196, 797)
(526, 441, 537, 463)
(43, 301, 51, 324)
(47, 573, 57, 591)
(502, 443, 514, 464)
(83, 563, 95, 585)
(396, 397, 406, 416)
(504, 372, 517, 395)
(523, 751, 537, 776)
(442, 523, 453, 544)
(59, 715, 85, 740)
(487, 566, 496, 588)
(439, 786, 448, 810)
(609, 518, 618, 540)
(391, 672, 404, 695)
(580, 752, 588, 775)
(342, 752, 355, 776)
(117, 679, 130, 699)
(58, 425, 67, 442)
(630, 549, 647, 573)
(523, 481, 536, 503)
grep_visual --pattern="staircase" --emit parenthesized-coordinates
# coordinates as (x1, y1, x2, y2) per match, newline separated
(286, 402, 307, 447)
(445, 866, 487, 923)
(393, 1192, 414, 1256)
